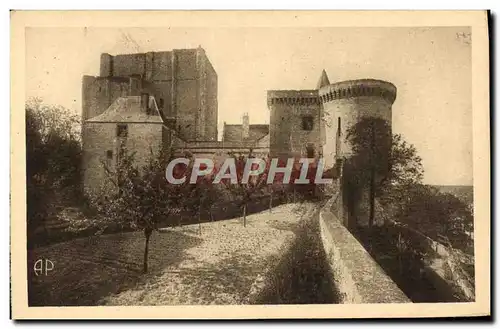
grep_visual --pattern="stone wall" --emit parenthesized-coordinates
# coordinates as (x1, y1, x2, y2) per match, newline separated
(267, 90, 322, 159)
(319, 195, 411, 303)
(82, 76, 131, 121)
(203, 50, 218, 141)
(84, 48, 218, 142)
(175, 140, 269, 159)
(82, 122, 164, 195)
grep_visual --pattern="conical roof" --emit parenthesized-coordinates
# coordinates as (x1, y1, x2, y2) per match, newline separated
(316, 69, 330, 89)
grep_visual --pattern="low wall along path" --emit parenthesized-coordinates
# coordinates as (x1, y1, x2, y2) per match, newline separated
(319, 195, 411, 304)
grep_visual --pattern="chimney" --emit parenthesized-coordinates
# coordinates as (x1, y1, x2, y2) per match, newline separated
(140, 92, 150, 114)
(242, 113, 249, 139)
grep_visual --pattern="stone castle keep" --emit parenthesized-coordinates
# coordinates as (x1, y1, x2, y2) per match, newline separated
(82, 47, 396, 193)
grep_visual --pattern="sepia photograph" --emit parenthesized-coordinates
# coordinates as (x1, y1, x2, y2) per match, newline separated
(10, 10, 490, 319)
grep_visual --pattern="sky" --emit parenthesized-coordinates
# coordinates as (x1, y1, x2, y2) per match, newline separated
(25, 26, 473, 186)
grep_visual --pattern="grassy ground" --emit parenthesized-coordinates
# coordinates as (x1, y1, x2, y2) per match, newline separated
(28, 202, 316, 306)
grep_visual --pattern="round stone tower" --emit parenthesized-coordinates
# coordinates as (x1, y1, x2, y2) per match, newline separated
(319, 79, 397, 168)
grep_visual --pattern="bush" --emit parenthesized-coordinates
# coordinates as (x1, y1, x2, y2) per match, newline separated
(26, 99, 82, 248)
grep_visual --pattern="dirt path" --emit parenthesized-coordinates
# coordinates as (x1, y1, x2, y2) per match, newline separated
(28, 203, 316, 306)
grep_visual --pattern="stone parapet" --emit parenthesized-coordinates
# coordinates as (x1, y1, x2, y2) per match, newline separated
(318, 79, 397, 104)
(319, 195, 411, 304)
(267, 90, 320, 106)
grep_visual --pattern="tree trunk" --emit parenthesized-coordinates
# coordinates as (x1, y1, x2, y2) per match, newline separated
(198, 197, 202, 235)
(369, 167, 375, 229)
(143, 228, 153, 273)
(369, 120, 376, 231)
(397, 235, 403, 275)
(243, 203, 247, 227)
(269, 192, 273, 213)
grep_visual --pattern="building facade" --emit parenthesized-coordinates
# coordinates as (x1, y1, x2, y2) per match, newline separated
(82, 46, 218, 142)
(82, 47, 397, 196)
(82, 94, 172, 194)
(267, 70, 397, 169)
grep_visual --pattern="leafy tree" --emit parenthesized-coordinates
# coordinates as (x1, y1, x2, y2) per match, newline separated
(385, 134, 424, 186)
(345, 117, 392, 228)
(180, 161, 221, 234)
(91, 148, 185, 273)
(396, 185, 473, 251)
(378, 133, 424, 222)
(345, 118, 472, 252)
(198, 176, 221, 223)
(344, 117, 425, 227)
(216, 151, 269, 227)
(25, 98, 82, 244)
(266, 159, 284, 213)
(289, 157, 323, 202)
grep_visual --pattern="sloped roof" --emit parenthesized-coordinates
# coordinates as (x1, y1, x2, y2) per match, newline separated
(316, 69, 330, 89)
(223, 124, 269, 143)
(86, 96, 163, 123)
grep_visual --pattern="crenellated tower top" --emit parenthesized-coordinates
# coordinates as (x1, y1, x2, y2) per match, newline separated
(267, 90, 320, 106)
(318, 79, 397, 104)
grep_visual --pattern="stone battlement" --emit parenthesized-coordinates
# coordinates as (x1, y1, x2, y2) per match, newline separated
(267, 90, 320, 106)
(318, 79, 397, 104)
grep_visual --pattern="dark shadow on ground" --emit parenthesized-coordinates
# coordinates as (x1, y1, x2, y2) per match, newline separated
(256, 204, 340, 304)
(27, 230, 203, 306)
(28, 194, 291, 250)
(111, 201, 337, 305)
(165, 194, 290, 228)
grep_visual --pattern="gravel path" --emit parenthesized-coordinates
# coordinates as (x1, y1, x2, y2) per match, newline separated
(28, 202, 316, 306)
